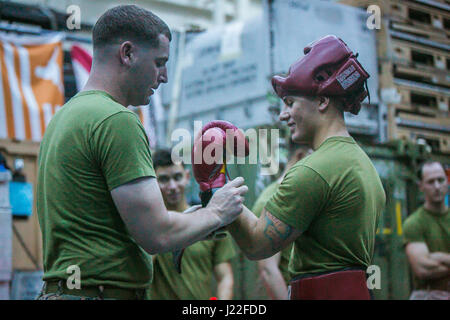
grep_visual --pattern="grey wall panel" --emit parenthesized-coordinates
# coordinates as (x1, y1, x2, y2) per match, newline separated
(270, 0, 379, 105)
(176, 14, 271, 118)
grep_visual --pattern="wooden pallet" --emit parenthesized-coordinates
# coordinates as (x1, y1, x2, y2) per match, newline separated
(428, 0, 450, 5)
(391, 78, 450, 116)
(388, 1, 450, 30)
(393, 64, 449, 88)
(390, 125, 450, 153)
(395, 110, 450, 130)
(389, 21, 450, 46)
(387, 103, 450, 153)
(339, 0, 450, 18)
(390, 38, 449, 70)
(390, 20, 450, 44)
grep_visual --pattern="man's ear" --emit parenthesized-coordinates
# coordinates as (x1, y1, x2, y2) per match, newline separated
(317, 96, 330, 112)
(417, 180, 424, 192)
(119, 41, 134, 66)
(185, 169, 190, 181)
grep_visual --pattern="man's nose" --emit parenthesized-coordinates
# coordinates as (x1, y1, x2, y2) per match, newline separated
(167, 178, 177, 189)
(158, 67, 168, 84)
(279, 104, 289, 122)
(433, 180, 443, 189)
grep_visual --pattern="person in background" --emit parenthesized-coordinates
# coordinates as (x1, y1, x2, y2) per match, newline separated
(253, 145, 312, 299)
(148, 149, 236, 300)
(403, 161, 449, 300)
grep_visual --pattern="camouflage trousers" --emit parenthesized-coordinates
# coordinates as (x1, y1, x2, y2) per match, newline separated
(409, 290, 449, 300)
(36, 292, 105, 300)
(35, 281, 115, 300)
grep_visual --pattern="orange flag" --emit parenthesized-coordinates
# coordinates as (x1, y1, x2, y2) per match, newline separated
(0, 33, 64, 141)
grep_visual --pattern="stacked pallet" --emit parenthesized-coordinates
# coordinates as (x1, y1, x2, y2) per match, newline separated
(339, 0, 450, 154)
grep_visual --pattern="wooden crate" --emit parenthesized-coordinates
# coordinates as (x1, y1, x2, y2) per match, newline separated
(396, 110, 450, 130)
(393, 64, 449, 88)
(393, 78, 450, 116)
(390, 20, 450, 44)
(391, 38, 449, 70)
(388, 1, 450, 30)
(390, 125, 450, 153)
(388, 106, 450, 153)
(339, 0, 450, 20)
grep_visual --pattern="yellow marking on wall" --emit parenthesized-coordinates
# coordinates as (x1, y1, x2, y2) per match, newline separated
(396, 201, 403, 235)
(376, 228, 392, 235)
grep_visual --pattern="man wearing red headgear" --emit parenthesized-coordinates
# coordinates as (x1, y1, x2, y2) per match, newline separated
(227, 35, 386, 299)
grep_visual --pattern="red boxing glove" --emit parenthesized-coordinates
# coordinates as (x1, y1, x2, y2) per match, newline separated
(173, 121, 249, 274)
(192, 120, 249, 193)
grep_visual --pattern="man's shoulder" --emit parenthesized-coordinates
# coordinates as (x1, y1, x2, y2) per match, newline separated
(307, 138, 367, 170)
(259, 181, 280, 199)
(66, 91, 134, 120)
(287, 154, 330, 186)
(403, 207, 426, 229)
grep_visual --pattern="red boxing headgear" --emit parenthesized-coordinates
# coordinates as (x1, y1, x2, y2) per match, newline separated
(271, 35, 370, 115)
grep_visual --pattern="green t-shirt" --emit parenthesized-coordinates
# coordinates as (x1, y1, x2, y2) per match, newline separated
(148, 236, 236, 300)
(37, 90, 156, 289)
(402, 206, 450, 290)
(265, 136, 385, 279)
(252, 181, 292, 284)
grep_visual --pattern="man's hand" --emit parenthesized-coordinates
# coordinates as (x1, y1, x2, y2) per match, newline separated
(405, 242, 450, 280)
(207, 177, 248, 227)
(111, 176, 239, 255)
(429, 252, 450, 267)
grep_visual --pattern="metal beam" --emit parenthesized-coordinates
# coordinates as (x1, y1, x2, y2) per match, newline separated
(0, 22, 92, 44)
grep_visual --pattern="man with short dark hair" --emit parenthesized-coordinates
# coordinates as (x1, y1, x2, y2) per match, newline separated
(148, 149, 236, 300)
(403, 161, 449, 300)
(36, 5, 247, 300)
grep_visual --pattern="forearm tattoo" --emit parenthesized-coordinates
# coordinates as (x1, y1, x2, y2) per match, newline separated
(263, 210, 292, 252)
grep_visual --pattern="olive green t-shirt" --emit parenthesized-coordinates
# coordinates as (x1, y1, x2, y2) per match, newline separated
(37, 90, 155, 289)
(403, 206, 450, 290)
(148, 236, 236, 300)
(252, 181, 292, 284)
(265, 137, 385, 279)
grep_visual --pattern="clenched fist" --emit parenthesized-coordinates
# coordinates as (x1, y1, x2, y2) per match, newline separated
(207, 177, 248, 227)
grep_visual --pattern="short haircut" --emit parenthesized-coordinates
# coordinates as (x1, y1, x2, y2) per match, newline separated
(153, 149, 184, 170)
(417, 161, 444, 181)
(92, 5, 172, 50)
